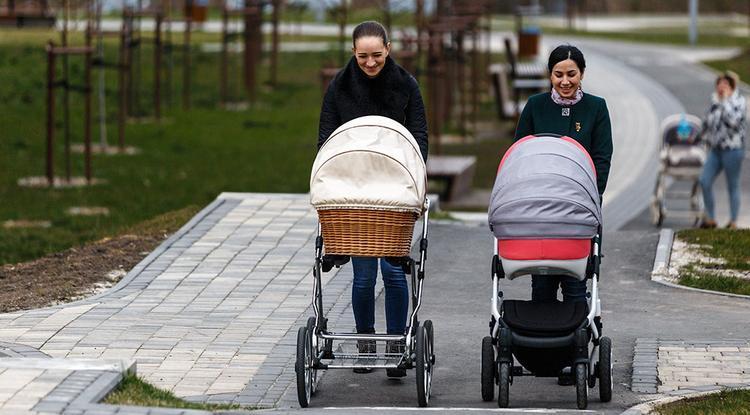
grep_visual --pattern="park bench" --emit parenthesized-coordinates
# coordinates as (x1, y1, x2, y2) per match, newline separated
(488, 38, 547, 119)
(427, 155, 477, 202)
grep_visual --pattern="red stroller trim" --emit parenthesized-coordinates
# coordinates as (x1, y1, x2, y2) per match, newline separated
(498, 239, 590, 261)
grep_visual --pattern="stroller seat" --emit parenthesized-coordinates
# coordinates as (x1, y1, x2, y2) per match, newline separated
(662, 146, 706, 168)
(498, 239, 590, 280)
(502, 300, 588, 337)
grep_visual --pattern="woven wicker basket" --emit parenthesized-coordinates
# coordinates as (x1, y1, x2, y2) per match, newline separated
(318, 208, 417, 257)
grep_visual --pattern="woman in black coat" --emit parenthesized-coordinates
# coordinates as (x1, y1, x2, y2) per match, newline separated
(317, 21, 428, 377)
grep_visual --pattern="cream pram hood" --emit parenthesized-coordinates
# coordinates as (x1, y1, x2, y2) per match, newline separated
(310, 116, 427, 214)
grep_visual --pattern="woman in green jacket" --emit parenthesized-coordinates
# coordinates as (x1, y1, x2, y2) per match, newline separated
(513, 44, 613, 304)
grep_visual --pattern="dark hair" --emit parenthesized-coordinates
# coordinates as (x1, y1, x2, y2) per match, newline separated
(352, 21, 388, 47)
(547, 44, 586, 73)
(717, 71, 738, 90)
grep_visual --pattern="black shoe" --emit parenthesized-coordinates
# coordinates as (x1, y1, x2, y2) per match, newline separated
(386, 339, 407, 378)
(354, 339, 375, 374)
(557, 367, 574, 386)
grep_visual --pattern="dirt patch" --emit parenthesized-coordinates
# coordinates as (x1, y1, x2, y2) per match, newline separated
(0, 205, 200, 314)
(0, 233, 160, 313)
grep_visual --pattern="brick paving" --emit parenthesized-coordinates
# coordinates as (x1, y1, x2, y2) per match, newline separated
(631, 339, 750, 395)
(0, 193, 369, 413)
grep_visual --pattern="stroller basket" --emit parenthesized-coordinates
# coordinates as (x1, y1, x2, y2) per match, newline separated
(318, 208, 417, 257)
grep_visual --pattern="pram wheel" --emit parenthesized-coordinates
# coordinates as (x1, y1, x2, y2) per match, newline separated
(296, 325, 315, 407)
(415, 324, 433, 407)
(599, 337, 613, 402)
(305, 316, 320, 394)
(575, 363, 588, 410)
(423, 320, 435, 365)
(497, 362, 510, 408)
(480, 336, 495, 401)
(650, 198, 664, 227)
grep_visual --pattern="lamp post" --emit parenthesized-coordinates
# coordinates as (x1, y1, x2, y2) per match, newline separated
(688, 0, 698, 45)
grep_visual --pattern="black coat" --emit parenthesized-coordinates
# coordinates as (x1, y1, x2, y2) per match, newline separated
(317, 56, 428, 161)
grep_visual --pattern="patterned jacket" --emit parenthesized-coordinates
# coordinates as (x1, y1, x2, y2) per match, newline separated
(704, 90, 747, 150)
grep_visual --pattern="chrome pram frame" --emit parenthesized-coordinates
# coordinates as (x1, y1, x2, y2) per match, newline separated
(482, 227, 613, 410)
(651, 114, 706, 226)
(296, 199, 434, 408)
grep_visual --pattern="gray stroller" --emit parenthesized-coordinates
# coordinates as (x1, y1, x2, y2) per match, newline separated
(483, 134, 613, 409)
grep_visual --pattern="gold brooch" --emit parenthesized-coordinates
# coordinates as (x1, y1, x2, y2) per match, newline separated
(575, 122, 581, 132)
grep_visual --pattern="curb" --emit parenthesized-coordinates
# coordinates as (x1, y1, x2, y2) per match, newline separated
(621, 385, 750, 415)
(650, 228, 750, 300)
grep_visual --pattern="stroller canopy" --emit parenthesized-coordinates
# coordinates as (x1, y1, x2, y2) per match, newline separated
(310, 115, 427, 214)
(489, 135, 602, 239)
(662, 114, 703, 146)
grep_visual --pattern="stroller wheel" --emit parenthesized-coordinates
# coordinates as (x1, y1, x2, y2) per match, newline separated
(481, 336, 495, 401)
(497, 362, 510, 408)
(650, 198, 664, 227)
(575, 363, 588, 410)
(423, 320, 435, 365)
(305, 317, 319, 395)
(415, 325, 432, 407)
(295, 326, 314, 407)
(599, 337, 613, 402)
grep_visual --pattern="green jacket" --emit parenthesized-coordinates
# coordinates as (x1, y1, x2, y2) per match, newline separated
(514, 92, 613, 194)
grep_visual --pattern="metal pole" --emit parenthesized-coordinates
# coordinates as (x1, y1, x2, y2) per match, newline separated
(125, 9, 134, 117)
(165, 0, 173, 108)
(95, 0, 108, 148)
(221, 5, 228, 107)
(456, 29, 466, 137)
(134, 0, 143, 117)
(118, 22, 127, 149)
(85, 27, 93, 183)
(471, 25, 479, 132)
(415, 0, 423, 78)
(46, 42, 56, 187)
(154, 11, 162, 120)
(243, 2, 258, 103)
(62, 0, 71, 181)
(688, 0, 698, 45)
(382, 0, 391, 35)
(183, 16, 192, 109)
(270, 0, 281, 87)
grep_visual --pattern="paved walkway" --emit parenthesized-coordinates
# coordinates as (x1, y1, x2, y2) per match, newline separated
(1, 34, 749, 415)
(0, 194, 361, 413)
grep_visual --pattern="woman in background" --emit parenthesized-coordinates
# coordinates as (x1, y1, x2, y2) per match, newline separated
(698, 71, 746, 229)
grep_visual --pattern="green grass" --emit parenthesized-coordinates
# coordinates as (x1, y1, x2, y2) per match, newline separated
(678, 265, 750, 296)
(0, 28, 503, 265)
(677, 229, 750, 271)
(676, 229, 750, 296)
(544, 26, 750, 48)
(656, 389, 750, 415)
(0, 36, 326, 265)
(104, 373, 249, 410)
(704, 49, 750, 92)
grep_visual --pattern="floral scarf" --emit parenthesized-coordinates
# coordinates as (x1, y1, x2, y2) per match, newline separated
(551, 87, 584, 106)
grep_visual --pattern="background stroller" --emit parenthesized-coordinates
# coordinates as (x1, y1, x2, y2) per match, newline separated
(300, 116, 435, 408)
(651, 114, 706, 226)
(483, 134, 612, 409)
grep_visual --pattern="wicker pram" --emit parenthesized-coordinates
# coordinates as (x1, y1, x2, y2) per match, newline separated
(310, 115, 427, 257)
(299, 115, 435, 408)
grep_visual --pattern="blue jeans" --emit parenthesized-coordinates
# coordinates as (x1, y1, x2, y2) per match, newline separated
(352, 257, 409, 335)
(699, 148, 745, 222)
(531, 275, 587, 303)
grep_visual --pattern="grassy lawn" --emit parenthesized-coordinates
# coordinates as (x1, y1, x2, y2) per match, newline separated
(545, 27, 750, 48)
(105, 373, 251, 410)
(0, 29, 327, 265)
(656, 389, 750, 415)
(675, 229, 750, 295)
(704, 49, 750, 91)
(0, 28, 504, 265)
